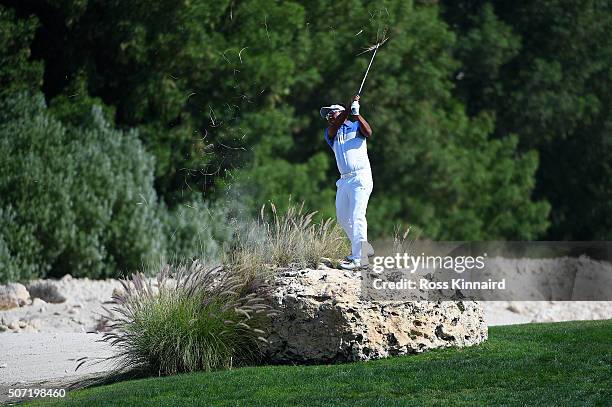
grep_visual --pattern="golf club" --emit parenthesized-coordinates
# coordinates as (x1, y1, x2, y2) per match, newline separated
(356, 36, 388, 96)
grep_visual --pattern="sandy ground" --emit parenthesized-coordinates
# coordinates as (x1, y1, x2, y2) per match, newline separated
(483, 301, 612, 325)
(0, 274, 123, 334)
(1, 273, 610, 396)
(0, 333, 116, 383)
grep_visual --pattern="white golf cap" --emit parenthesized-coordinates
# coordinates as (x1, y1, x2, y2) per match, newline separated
(320, 104, 345, 119)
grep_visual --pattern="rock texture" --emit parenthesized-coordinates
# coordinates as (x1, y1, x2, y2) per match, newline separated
(263, 267, 488, 363)
(0, 275, 122, 333)
(0, 283, 30, 310)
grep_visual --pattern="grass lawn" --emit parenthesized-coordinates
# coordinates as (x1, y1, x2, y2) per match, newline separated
(29, 320, 611, 406)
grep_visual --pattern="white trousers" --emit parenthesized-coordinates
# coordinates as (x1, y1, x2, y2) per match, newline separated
(335, 172, 373, 261)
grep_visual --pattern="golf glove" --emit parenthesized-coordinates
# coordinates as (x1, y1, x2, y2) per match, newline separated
(351, 100, 360, 116)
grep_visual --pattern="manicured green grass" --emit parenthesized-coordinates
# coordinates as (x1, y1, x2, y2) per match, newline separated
(30, 320, 611, 406)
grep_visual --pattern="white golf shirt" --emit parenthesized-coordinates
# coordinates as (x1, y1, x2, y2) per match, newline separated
(324, 120, 372, 178)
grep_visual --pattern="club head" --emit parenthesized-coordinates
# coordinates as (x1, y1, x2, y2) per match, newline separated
(357, 36, 389, 56)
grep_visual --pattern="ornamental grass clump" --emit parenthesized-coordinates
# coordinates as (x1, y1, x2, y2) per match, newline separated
(227, 202, 349, 278)
(98, 260, 274, 376)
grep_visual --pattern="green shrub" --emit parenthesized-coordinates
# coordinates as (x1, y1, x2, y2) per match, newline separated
(162, 200, 234, 266)
(98, 261, 273, 375)
(26, 280, 66, 303)
(0, 92, 166, 282)
(0, 205, 41, 282)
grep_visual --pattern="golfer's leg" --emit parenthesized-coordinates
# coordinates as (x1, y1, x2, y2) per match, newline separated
(350, 183, 372, 261)
(346, 184, 359, 261)
(335, 184, 353, 244)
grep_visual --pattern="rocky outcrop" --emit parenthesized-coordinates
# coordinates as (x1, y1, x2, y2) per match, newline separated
(0, 283, 30, 310)
(263, 267, 487, 363)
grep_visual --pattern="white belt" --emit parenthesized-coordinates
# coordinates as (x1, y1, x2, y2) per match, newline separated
(340, 169, 370, 179)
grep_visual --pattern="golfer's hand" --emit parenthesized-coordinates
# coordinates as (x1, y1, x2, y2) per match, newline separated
(351, 95, 360, 115)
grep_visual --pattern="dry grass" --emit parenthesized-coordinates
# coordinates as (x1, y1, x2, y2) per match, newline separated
(27, 280, 66, 303)
(225, 202, 349, 281)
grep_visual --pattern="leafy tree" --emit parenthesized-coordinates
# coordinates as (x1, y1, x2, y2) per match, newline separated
(6, 0, 311, 205)
(0, 4, 238, 282)
(441, 0, 612, 239)
(2, 0, 553, 248)
(0, 6, 43, 97)
(285, 0, 549, 238)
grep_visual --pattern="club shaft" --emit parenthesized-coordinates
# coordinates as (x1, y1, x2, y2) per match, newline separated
(357, 44, 380, 95)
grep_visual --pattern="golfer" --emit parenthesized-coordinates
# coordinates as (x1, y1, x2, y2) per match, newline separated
(320, 95, 374, 270)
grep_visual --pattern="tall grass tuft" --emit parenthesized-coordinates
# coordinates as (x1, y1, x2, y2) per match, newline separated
(87, 201, 347, 379)
(226, 202, 349, 279)
(393, 225, 416, 254)
(97, 260, 274, 375)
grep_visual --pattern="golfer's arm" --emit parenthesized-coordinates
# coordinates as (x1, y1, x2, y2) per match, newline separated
(355, 115, 372, 138)
(328, 109, 350, 138)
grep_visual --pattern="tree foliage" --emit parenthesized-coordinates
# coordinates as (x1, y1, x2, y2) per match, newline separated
(1, 0, 609, 281)
(441, 0, 612, 239)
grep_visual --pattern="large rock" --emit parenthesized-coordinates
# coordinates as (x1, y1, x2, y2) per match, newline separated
(263, 267, 487, 363)
(0, 283, 30, 310)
